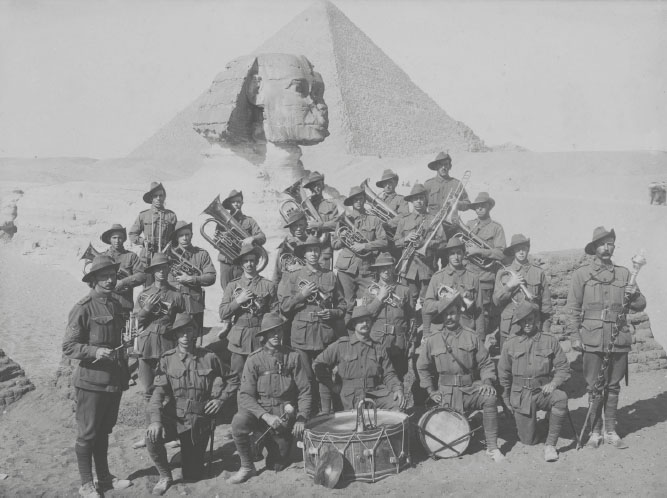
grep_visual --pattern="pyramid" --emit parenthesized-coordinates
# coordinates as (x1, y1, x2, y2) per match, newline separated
(130, 0, 487, 161)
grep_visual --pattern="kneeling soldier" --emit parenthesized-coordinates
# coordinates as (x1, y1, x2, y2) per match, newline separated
(498, 302, 570, 462)
(228, 313, 312, 484)
(313, 306, 406, 411)
(146, 314, 239, 495)
(416, 292, 505, 462)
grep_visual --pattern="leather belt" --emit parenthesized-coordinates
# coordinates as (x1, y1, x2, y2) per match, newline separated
(583, 309, 622, 322)
(347, 377, 380, 389)
(438, 373, 473, 387)
(513, 375, 549, 389)
(175, 398, 207, 416)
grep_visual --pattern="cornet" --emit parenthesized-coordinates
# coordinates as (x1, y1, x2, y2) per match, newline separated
(232, 287, 261, 316)
(498, 268, 536, 302)
(368, 282, 401, 308)
(138, 293, 172, 316)
(298, 279, 329, 308)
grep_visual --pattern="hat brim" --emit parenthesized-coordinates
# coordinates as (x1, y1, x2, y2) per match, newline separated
(171, 223, 193, 244)
(256, 323, 284, 338)
(469, 199, 496, 210)
(439, 242, 466, 255)
(584, 228, 615, 255)
(82, 262, 121, 283)
(144, 260, 170, 273)
(404, 192, 427, 202)
(343, 194, 364, 206)
(503, 239, 531, 256)
(370, 260, 394, 268)
(428, 159, 452, 170)
(100, 228, 127, 244)
(346, 312, 372, 330)
(233, 246, 261, 265)
(313, 445, 344, 489)
(142, 183, 165, 204)
(283, 214, 306, 228)
(375, 176, 397, 187)
(222, 193, 243, 210)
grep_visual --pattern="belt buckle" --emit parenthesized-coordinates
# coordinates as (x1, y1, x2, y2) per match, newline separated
(309, 312, 319, 321)
(385, 324, 395, 336)
(601, 308, 609, 321)
(454, 374, 462, 387)
(522, 377, 533, 389)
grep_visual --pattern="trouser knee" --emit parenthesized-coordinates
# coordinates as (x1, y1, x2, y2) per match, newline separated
(480, 393, 497, 409)
(231, 411, 255, 436)
(550, 389, 568, 413)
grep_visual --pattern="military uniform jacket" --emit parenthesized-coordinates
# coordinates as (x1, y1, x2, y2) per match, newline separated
(274, 234, 307, 283)
(493, 259, 553, 336)
(565, 258, 646, 353)
(278, 266, 347, 351)
(380, 192, 409, 231)
(393, 211, 442, 281)
(167, 245, 216, 312)
(416, 326, 495, 412)
(310, 196, 340, 234)
(135, 284, 187, 359)
(63, 290, 130, 392)
(498, 332, 570, 415)
(313, 335, 402, 402)
(129, 207, 177, 251)
(217, 212, 266, 264)
(361, 280, 414, 350)
(333, 211, 388, 275)
(103, 247, 146, 306)
(148, 347, 239, 433)
(464, 217, 506, 283)
(424, 175, 470, 214)
(220, 274, 278, 355)
(423, 265, 484, 336)
(238, 346, 312, 420)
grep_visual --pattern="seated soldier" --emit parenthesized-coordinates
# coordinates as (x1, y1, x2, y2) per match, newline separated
(228, 312, 312, 484)
(498, 302, 570, 462)
(416, 292, 505, 462)
(313, 306, 406, 411)
(146, 314, 239, 495)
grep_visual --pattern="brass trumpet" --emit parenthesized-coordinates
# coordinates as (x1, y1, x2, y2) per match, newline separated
(200, 195, 269, 272)
(232, 287, 261, 315)
(162, 242, 202, 278)
(368, 282, 401, 308)
(336, 215, 372, 257)
(498, 267, 536, 302)
(138, 293, 172, 315)
(298, 279, 329, 307)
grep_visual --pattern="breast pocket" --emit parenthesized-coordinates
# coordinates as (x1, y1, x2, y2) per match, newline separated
(534, 349, 553, 376)
(430, 345, 449, 373)
(195, 368, 213, 393)
(338, 351, 359, 379)
(510, 350, 526, 375)
(91, 315, 114, 344)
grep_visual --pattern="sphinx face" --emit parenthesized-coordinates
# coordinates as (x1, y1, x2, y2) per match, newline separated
(250, 54, 329, 145)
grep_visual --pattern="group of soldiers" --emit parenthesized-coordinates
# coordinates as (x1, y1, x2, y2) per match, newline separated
(63, 152, 646, 496)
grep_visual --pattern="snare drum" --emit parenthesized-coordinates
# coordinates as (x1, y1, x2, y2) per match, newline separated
(417, 407, 472, 459)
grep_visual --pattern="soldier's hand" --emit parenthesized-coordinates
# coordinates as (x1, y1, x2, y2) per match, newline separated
(394, 390, 406, 410)
(478, 382, 496, 396)
(571, 339, 584, 352)
(407, 232, 421, 243)
(292, 421, 305, 440)
(505, 273, 524, 289)
(625, 284, 638, 298)
(541, 382, 556, 395)
(205, 399, 223, 415)
(262, 413, 284, 430)
(142, 293, 161, 312)
(428, 391, 443, 405)
(317, 309, 332, 321)
(502, 397, 514, 415)
(376, 284, 390, 301)
(351, 242, 366, 253)
(300, 281, 318, 298)
(95, 347, 113, 361)
(466, 244, 482, 256)
(146, 422, 165, 443)
(176, 275, 195, 285)
(308, 221, 323, 231)
(242, 236, 255, 246)
(236, 288, 255, 304)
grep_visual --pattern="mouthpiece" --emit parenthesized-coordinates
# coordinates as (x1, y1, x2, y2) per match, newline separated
(284, 404, 295, 414)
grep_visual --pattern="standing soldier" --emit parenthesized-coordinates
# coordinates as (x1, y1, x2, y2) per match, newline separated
(216, 189, 267, 290)
(129, 182, 178, 284)
(416, 293, 505, 462)
(100, 223, 146, 306)
(228, 313, 312, 484)
(133, 253, 187, 449)
(334, 186, 388, 306)
(394, 183, 443, 334)
(302, 171, 340, 270)
(219, 243, 278, 378)
(63, 255, 132, 497)
(313, 305, 406, 411)
(167, 221, 216, 338)
(493, 234, 553, 350)
(145, 314, 239, 495)
(375, 169, 409, 219)
(463, 192, 506, 338)
(360, 253, 414, 381)
(498, 302, 570, 462)
(423, 152, 470, 214)
(425, 238, 485, 340)
(274, 210, 309, 284)
(278, 235, 347, 414)
(566, 226, 646, 449)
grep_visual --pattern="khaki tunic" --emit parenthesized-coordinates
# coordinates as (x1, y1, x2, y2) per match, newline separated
(216, 213, 266, 264)
(393, 211, 442, 281)
(361, 280, 414, 350)
(167, 245, 216, 312)
(463, 217, 506, 283)
(333, 212, 388, 276)
(424, 175, 470, 214)
(134, 284, 187, 359)
(129, 207, 178, 251)
(102, 247, 146, 305)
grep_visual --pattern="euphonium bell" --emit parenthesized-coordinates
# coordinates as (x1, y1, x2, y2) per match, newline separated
(298, 279, 329, 307)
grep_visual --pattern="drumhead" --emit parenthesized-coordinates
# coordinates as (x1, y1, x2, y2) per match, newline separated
(418, 407, 471, 459)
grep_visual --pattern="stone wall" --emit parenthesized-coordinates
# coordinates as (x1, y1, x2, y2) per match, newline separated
(0, 349, 35, 408)
(534, 250, 666, 373)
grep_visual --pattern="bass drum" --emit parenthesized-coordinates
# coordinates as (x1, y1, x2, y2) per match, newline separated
(417, 407, 471, 459)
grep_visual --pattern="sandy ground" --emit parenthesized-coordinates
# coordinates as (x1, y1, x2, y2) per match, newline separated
(1, 243, 667, 497)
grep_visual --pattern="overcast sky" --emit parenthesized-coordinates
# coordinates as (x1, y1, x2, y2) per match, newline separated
(0, 0, 665, 158)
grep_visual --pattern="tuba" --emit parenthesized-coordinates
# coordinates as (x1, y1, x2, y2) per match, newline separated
(283, 179, 330, 244)
(335, 215, 372, 258)
(80, 243, 101, 274)
(162, 242, 202, 278)
(368, 282, 402, 308)
(200, 195, 269, 272)
(360, 178, 398, 232)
